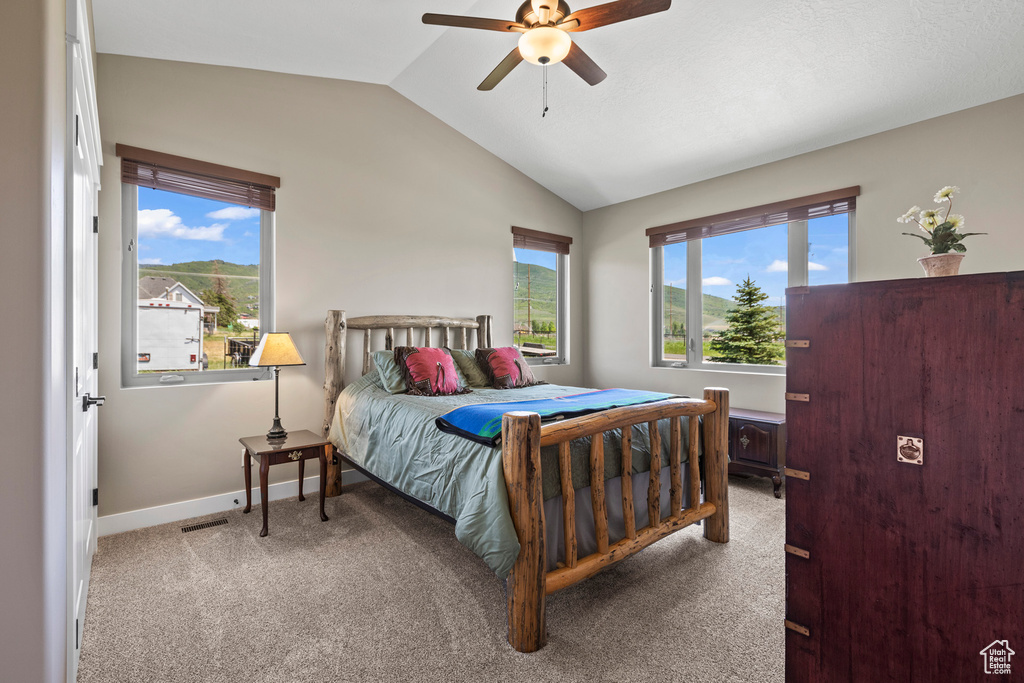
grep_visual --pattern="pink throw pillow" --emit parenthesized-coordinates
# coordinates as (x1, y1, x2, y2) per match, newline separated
(475, 347, 543, 389)
(393, 347, 470, 396)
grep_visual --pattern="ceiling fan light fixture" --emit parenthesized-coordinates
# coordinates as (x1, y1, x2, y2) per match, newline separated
(518, 26, 571, 65)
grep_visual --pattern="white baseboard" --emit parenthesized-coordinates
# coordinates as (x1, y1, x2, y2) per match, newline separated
(97, 470, 368, 537)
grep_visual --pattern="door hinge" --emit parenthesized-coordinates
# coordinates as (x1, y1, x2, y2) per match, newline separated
(75, 114, 79, 148)
(93, 215, 98, 233)
(75, 618, 79, 649)
(92, 488, 98, 507)
(92, 352, 98, 370)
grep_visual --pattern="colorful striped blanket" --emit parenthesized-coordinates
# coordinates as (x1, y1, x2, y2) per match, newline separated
(435, 388, 674, 446)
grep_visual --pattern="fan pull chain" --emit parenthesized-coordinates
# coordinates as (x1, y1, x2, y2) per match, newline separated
(542, 64, 549, 118)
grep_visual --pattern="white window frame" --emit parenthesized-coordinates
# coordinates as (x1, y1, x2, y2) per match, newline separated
(513, 250, 569, 367)
(120, 183, 275, 388)
(651, 211, 855, 373)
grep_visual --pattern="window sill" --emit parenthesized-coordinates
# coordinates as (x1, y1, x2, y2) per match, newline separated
(527, 359, 568, 367)
(652, 364, 785, 377)
(121, 367, 272, 389)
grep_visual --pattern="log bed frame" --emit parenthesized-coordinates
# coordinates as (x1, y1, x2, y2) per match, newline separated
(322, 310, 730, 653)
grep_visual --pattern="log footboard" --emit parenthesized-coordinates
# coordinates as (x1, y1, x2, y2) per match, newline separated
(501, 388, 730, 653)
(322, 309, 729, 654)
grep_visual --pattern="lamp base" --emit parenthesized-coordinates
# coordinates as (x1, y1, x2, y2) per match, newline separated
(266, 416, 288, 441)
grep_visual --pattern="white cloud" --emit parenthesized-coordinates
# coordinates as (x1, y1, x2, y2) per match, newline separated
(138, 209, 226, 241)
(243, 231, 255, 238)
(139, 257, 163, 265)
(808, 261, 829, 271)
(207, 206, 260, 221)
(702, 276, 732, 287)
(766, 259, 788, 272)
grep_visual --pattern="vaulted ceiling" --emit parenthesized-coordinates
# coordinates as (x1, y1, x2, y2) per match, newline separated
(94, 0, 1024, 211)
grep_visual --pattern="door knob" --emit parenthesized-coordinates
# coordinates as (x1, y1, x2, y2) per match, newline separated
(82, 394, 106, 411)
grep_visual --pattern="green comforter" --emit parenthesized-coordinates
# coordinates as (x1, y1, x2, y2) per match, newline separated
(328, 372, 698, 578)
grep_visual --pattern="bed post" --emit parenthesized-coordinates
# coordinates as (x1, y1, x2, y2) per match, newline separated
(322, 310, 347, 497)
(476, 314, 492, 348)
(702, 387, 730, 543)
(501, 411, 546, 653)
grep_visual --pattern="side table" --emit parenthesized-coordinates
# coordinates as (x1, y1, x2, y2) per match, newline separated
(727, 408, 786, 498)
(240, 429, 331, 537)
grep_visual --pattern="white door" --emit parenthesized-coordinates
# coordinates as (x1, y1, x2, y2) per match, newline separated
(68, 7, 101, 678)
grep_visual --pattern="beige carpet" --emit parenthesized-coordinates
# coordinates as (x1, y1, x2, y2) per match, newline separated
(78, 476, 784, 683)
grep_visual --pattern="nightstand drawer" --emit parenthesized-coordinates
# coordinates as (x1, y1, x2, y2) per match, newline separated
(258, 446, 321, 467)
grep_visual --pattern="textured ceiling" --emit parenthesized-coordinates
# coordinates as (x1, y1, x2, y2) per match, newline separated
(94, 0, 1024, 211)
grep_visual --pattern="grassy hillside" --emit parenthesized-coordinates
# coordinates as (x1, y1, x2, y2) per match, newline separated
(662, 285, 734, 333)
(663, 285, 786, 334)
(140, 260, 260, 315)
(513, 262, 556, 326)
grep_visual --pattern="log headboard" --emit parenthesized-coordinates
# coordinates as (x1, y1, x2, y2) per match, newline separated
(321, 311, 493, 439)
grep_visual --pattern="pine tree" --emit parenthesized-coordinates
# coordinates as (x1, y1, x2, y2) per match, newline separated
(201, 262, 239, 329)
(708, 277, 784, 365)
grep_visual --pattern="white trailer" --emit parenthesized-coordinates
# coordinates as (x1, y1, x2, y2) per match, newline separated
(137, 299, 204, 371)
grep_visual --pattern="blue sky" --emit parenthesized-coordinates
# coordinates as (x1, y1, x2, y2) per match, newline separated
(137, 187, 261, 266)
(514, 248, 556, 269)
(664, 214, 849, 306)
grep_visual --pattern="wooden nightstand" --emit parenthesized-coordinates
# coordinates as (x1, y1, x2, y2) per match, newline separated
(727, 408, 786, 498)
(240, 429, 331, 537)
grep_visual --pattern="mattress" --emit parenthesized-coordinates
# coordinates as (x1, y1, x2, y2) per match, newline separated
(328, 371, 701, 578)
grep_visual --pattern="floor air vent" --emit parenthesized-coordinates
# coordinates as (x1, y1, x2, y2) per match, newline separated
(181, 518, 228, 533)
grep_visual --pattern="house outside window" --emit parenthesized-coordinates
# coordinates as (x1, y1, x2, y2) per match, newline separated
(647, 187, 858, 372)
(117, 145, 280, 387)
(512, 226, 570, 365)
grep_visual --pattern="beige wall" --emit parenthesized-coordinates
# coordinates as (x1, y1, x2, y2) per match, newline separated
(0, 0, 68, 679)
(96, 55, 1024, 517)
(95, 55, 584, 517)
(582, 95, 1024, 413)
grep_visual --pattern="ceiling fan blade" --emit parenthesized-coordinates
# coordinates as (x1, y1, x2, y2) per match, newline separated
(478, 48, 525, 91)
(422, 13, 526, 33)
(562, 42, 607, 85)
(559, 0, 671, 32)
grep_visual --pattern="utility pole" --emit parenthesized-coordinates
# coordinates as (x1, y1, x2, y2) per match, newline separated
(527, 263, 532, 334)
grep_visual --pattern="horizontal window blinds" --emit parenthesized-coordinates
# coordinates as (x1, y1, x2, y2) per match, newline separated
(646, 186, 860, 247)
(512, 226, 573, 255)
(117, 144, 281, 211)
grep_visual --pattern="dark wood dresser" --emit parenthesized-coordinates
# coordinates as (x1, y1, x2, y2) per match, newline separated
(728, 408, 786, 497)
(784, 271, 1024, 682)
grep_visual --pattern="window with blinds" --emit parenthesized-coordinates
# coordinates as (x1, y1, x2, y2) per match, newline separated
(118, 145, 281, 388)
(648, 187, 858, 371)
(512, 226, 571, 365)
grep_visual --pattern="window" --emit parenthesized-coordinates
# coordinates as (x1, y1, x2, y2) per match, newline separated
(118, 145, 280, 387)
(649, 187, 858, 371)
(512, 226, 570, 365)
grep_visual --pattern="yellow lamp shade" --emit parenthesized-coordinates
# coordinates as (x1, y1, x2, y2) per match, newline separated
(518, 26, 571, 66)
(249, 332, 305, 367)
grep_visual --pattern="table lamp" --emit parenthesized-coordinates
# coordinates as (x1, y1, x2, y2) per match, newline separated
(249, 332, 306, 440)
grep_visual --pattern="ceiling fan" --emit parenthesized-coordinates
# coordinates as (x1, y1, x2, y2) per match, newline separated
(422, 0, 672, 91)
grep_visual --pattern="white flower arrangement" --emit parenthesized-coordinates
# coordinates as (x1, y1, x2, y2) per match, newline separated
(897, 185, 984, 255)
